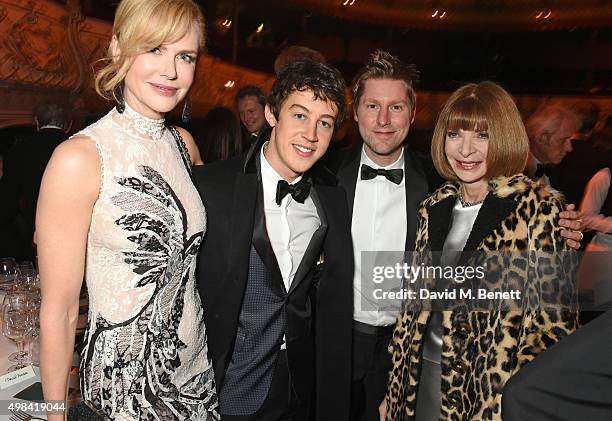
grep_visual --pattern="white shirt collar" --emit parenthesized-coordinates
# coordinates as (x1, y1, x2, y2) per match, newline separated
(39, 124, 64, 131)
(260, 142, 303, 206)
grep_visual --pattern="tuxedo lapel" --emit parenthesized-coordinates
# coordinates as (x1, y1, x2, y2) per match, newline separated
(221, 170, 258, 295)
(288, 185, 329, 295)
(337, 146, 361, 220)
(404, 149, 429, 251)
(251, 155, 285, 295)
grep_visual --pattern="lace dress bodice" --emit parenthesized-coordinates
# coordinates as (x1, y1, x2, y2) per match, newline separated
(76, 104, 219, 420)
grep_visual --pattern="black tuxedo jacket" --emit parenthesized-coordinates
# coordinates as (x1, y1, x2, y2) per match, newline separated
(193, 139, 353, 420)
(330, 144, 442, 252)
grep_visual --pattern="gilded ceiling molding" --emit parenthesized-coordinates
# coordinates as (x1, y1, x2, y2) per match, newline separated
(0, 0, 608, 130)
(1, 1, 77, 89)
(288, 0, 612, 31)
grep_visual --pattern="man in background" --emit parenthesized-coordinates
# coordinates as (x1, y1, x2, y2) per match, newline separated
(236, 85, 269, 144)
(549, 102, 609, 205)
(525, 103, 580, 187)
(0, 103, 71, 260)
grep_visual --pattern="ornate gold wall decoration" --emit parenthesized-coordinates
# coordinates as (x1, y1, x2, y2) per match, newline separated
(0, 0, 277, 128)
(1, 1, 75, 89)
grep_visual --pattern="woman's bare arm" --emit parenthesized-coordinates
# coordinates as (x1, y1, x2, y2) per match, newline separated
(37, 136, 100, 420)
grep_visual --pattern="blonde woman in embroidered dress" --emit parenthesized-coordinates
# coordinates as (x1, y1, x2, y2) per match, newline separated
(37, 0, 219, 419)
(380, 82, 578, 421)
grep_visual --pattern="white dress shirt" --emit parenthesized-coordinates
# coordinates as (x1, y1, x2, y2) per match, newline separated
(352, 146, 407, 326)
(260, 144, 320, 293)
(581, 168, 612, 234)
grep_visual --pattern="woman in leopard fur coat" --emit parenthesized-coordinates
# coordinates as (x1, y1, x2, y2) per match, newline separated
(381, 81, 578, 421)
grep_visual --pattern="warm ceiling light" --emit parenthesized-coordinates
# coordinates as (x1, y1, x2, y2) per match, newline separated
(432, 9, 439, 18)
(224, 80, 235, 88)
(543, 11, 552, 19)
(256, 23, 264, 33)
(535, 11, 543, 19)
(217, 18, 232, 30)
(343, 0, 356, 6)
(439, 11, 446, 19)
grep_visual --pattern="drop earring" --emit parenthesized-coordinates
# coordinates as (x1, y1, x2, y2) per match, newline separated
(181, 97, 191, 123)
(115, 84, 125, 113)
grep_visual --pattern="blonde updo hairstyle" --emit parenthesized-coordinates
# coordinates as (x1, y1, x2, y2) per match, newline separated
(95, 0, 205, 103)
(431, 81, 529, 181)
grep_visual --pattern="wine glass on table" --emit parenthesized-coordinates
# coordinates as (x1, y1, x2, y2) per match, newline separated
(0, 257, 19, 291)
(2, 291, 33, 372)
(18, 261, 35, 273)
(5, 281, 39, 363)
(12, 270, 40, 293)
(25, 286, 41, 366)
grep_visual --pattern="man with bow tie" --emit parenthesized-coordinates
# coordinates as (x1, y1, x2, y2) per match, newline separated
(524, 104, 580, 186)
(193, 59, 353, 421)
(327, 50, 442, 421)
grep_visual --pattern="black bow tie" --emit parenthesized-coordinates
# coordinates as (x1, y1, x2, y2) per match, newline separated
(360, 164, 404, 184)
(275, 178, 311, 205)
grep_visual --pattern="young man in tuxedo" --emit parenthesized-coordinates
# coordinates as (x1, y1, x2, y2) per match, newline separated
(193, 60, 353, 421)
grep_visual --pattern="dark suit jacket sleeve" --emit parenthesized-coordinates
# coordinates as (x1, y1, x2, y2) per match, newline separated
(192, 161, 244, 385)
(502, 309, 612, 421)
(414, 151, 445, 193)
(314, 187, 354, 421)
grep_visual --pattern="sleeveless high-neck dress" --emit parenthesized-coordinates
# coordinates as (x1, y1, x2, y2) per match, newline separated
(74, 104, 219, 420)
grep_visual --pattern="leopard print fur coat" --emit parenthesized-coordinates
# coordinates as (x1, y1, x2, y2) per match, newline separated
(385, 174, 579, 421)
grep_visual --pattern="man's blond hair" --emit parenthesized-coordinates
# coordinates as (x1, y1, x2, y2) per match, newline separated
(351, 50, 419, 114)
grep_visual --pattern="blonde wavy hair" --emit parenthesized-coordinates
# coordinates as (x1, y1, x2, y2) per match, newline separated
(94, 0, 205, 103)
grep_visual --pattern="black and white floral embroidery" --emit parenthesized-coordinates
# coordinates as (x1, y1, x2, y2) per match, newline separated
(80, 165, 219, 420)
